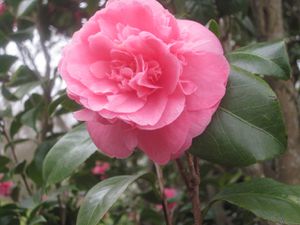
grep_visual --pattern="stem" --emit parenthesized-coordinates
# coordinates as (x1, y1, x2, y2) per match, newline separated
(175, 158, 190, 189)
(1, 124, 32, 196)
(177, 153, 202, 225)
(37, 0, 53, 142)
(57, 194, 67, 225)
(154, 163, 173, 225)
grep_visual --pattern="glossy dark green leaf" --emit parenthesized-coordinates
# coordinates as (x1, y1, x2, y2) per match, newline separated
(43, 124, 97, 186)
(7, 65, 38, 87)
(27, 140, 57, 186)
(49, 92, 81, 116)
(228, 41, 291, 80)
(10, 113, 23, 137)
(0, 55, 17, 73)
(18, 93, 44, 130)
(0, 156, 10, 166)
(211, 178, 300, 224)
(1, 85, 18, 101)
(0, 156, 10, 172)
(48, 94, 67, 116)
(0, 12, 14, 34)
(77, 173, 147, 225)
(14, 160, 26, 174)
(20, 108, 39, 130)
(190, 66, 286, 166)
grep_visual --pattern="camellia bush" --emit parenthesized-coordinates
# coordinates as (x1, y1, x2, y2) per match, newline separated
(1, 0, 300, 225)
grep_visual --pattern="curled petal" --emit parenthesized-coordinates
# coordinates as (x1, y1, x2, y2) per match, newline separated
(182, 52, 229, 110)
(137, 111, 191, 164)
(105, 93, 146, 113)
(87, 121, 137, 158)
(177, 19, 223, 54)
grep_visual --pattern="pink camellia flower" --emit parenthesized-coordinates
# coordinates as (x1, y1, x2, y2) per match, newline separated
(91, 161, 110, 175)
(59, 0, 229, 164)
(156, 188, 178, 210)
(0, 1, 6, 15)
(0, 175, 13, 197)
(164, 188, 178, 210)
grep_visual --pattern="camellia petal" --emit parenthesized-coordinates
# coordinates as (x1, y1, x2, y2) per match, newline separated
(177, 19, 224, 54)
(137, 111, 191, 164)
(182, 52, 229, 110)
(87, 121, 137, 158)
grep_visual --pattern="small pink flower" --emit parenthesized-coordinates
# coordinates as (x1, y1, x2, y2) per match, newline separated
(91, 161, 110, 175)
(0, 175, 13, 197)
(0, 1, 6, 15)
(59, 0, 229, 164)
(42, 194, 48, 201)
(157, 188, 178, 210)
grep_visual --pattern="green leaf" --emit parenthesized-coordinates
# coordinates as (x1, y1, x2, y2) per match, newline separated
(190, 66, 287, 166)
(43, 124, 97, 186)
(206, 19, 220, 38)
(14, 81, 40, 99)
(211, 178, 300, 224)
(49, 92, 81, 116)
(13, 160, 26, 174)
(0, 156, 10, 172)
(7, 65, 38, 87)
(228, 41, 291, 80)
(27, 140, 57, 186)
(0, 55, 17, 73)
(28, 215, 46, 225)
(17, 0, 37, 17)
(20, 107, 39, 130)
(10, 113, 23, 137)
(1, 85, 18, 101)
(0, 156, 10, 166)
(77, 173, 147, 225)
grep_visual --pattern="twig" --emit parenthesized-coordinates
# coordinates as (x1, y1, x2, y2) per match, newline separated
(36, 0, 52, 142)
(0, 123, 32, 196)
(186, 153, 202, 225)
(177, 153, 202, 225)
(154, 163, 173, 225)
(57, 194, 67, 225)
(175, 158, 190, 189)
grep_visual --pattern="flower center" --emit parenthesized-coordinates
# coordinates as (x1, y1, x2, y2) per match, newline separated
(107, 50, 162, 95)
(146, 60, 162, 83)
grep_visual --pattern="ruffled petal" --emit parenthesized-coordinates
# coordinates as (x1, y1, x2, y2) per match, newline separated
(137, 114, 190, 164)
(74, 109, 99, 121)
(88, 33, 114, 60)
(87, 121, 137, 158)
(99, 0, 179, 42)
(177, 19, 223, 54)
(123, 91, 168, 126)
(105, 93, 146, 113)
(182, 52, 229, 110)
(139, 87, 185, 130)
